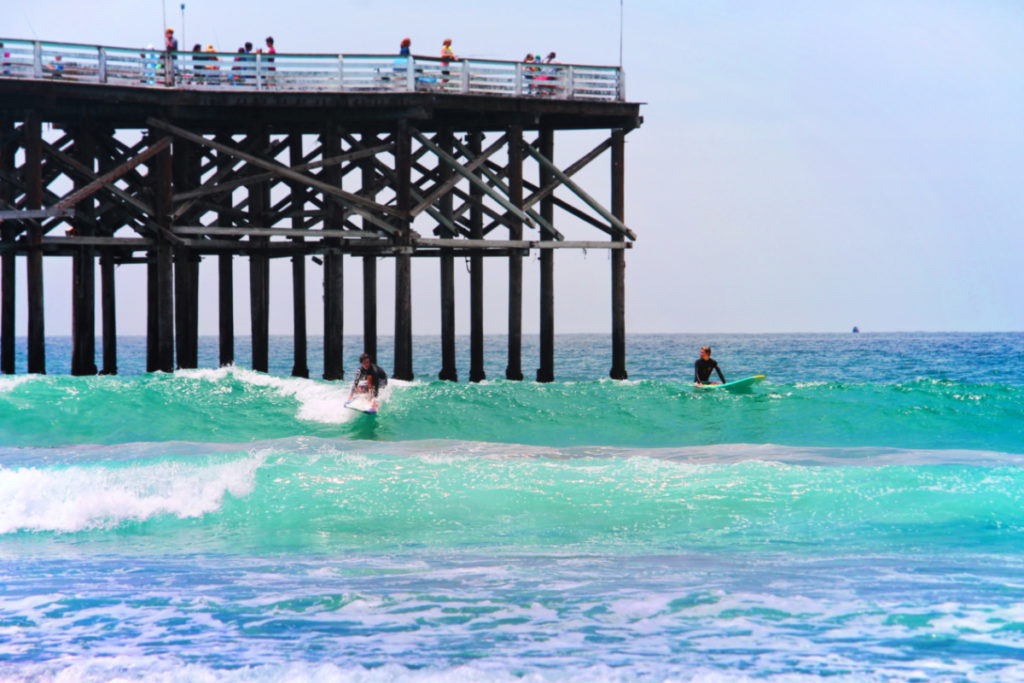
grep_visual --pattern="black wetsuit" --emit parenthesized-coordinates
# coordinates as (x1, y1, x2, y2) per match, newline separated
(695, 358, 726, 384)
(352, 363, 388, 397)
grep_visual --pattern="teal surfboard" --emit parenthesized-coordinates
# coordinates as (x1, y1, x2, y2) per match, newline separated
(694, 374, 766, 394)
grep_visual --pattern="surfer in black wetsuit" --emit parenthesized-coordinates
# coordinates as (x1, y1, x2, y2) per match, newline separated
(348, 353, 388, 407)
(694, 345, 726, 385)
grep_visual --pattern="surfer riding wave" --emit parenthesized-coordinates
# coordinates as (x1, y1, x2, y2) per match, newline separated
(347, 353, 388, 411)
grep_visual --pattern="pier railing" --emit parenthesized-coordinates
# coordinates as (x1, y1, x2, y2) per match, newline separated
(0, 38, 626, 101)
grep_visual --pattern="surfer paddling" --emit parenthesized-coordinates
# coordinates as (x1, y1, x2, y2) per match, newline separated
(694, 345, 726, 386)
(347, 353, 389, 410)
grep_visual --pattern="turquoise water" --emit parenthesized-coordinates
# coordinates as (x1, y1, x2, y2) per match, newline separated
(1, 333, 1023, 681)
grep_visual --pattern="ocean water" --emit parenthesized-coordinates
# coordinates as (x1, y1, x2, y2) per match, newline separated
(1, 332, 1023, 682)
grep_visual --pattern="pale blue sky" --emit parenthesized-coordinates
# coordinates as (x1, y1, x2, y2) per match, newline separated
(4, 0, 1022, 333)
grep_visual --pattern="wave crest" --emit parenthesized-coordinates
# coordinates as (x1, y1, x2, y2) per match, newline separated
(0, 454, 263, 534)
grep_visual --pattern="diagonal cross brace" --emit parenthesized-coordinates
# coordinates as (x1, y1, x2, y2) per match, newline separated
(412, 129, 535, 231)
(54, 137, 171, 211)
(147, 118, 401, 236)
(449, 136, 561, 240)
(523, 140, 636, 241)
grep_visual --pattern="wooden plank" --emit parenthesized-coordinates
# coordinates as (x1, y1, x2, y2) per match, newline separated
(171, 226, 376, 239)
(0, 208, 75, 219)
(414, 238, 630, 249)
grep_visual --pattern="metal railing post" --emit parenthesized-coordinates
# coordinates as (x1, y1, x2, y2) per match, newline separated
(406, 56, 415, 91)
(98, 47, 107, 83)
(514, 62, 522, 97)
(33, 41, 42, 78)
(338, 55, 344, 91)
(255, 52, 262, 90)
(460, 60, 470, 93)
(567, 66, 575, 99)
(617, 68, 626, 101)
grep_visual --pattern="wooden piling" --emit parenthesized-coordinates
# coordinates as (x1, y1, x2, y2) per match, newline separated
(249, 127, 271, 373)
(438, 128, 457, 381)
(361, 132, 378, 364)
(150, 128, 175, 373)
(505, 125, 524, 381)
(100, 252, 117, 375)
(393, 118, 413, 381)
(216, 136, 235, 368)
(321, 129, 344, 381)
(70, 126, 97, 376)
(289, 133, 310, 378)
(25, 113, 45, 374)
(537, 128, 556, 383)
(173, 137, 200, 369)
(0, 117, 15, 374)
(468, 131, 486, 383)
(610, 128, 628, 380)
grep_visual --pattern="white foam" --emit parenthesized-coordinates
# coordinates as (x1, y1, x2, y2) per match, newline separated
(0, 374, 38, 392)
(194, 366, 403, 424)
(0, 453, 263, 533)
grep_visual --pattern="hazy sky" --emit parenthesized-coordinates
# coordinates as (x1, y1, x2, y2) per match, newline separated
(5, 0, 1023, 334)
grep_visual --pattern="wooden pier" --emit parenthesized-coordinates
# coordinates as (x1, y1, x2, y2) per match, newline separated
(0, 37, 641, 381)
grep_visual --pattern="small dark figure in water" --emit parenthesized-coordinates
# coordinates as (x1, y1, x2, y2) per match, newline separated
(695, 345, 726, 385)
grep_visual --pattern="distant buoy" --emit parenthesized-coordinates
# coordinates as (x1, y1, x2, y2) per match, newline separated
(852, 326, 860, 333)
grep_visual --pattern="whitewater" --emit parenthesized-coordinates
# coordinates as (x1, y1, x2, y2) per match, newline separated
(1, 332, 1022, 682)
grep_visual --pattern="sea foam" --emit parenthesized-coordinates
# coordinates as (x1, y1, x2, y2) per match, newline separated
(0, 453, 263, 533)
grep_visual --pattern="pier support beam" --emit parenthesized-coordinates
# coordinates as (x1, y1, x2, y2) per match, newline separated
(173, 137, 200, 369)
(150, 129, 175, 373)
(249, 128, 271, 374)
(610, 128, 628, 380)
(25, 113, 45, 374)
(505, 125, 524, 381)
(537, 128, 555, 383)
(289, 134, 309, 378)
(438, 128, 457, 381)
(216, 136, 235, 368)
(361, 131, 378, 363)
(321, 129, 344, 381)
(0, 117, 15, 374)
(100, 252, 117, 375)
(393, 119, 413, 381)
(468, 131, 486, 382)
(70, 127, 97, 376)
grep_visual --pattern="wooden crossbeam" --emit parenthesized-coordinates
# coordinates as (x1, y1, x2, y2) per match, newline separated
(148, 118, 403, 236)
(412, 129, 536, 230)
(41, 140, 162, 238)
(415, 238, 631, 249)
(523, 140, 635, 240)
(173, 143, 394, 205)
(410, 133, 507, 217)
(0, 208, 75, 220)
(54, 137, 171, 211)
(172, 226, 377, 239)
(449, 135, 561, 239)
(339, 130, 460, 237)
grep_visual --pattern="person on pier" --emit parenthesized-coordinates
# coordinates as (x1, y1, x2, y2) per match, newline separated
(348, 353, 388, 410)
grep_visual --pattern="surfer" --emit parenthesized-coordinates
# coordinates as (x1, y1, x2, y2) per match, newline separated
(348, 353, 388, 408)
(694, 345, 726, 385)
